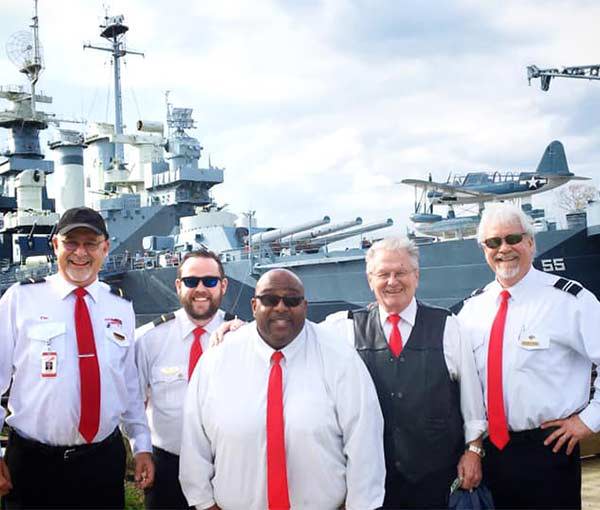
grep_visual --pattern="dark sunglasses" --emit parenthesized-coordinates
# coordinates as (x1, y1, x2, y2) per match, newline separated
(181, 276, 221, 288)
(483, 233, 527, 249)
(255, 294, 305, 307)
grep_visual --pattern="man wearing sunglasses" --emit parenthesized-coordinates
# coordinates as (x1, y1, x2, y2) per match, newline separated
(458, 202, 600, 510)
(0, 206, 153, 508)
(179, 268, 385, 510)
(135, 250, 233, 509)
(324, 236, 486, 509)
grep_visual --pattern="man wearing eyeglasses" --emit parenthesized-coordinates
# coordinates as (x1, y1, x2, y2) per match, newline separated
(135, 250, 233, 509)
(458, 202, 600, 510)
(324, 236, 486, 509)
(0, 206, 153, 508)
(179, 268, 385, 510)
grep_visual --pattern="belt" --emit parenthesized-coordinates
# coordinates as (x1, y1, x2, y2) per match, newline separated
(8, 427, 121, 461)
(484, 426, 559, 445)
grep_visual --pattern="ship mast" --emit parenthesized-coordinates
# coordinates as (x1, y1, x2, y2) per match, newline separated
(83, 13, 144, 169)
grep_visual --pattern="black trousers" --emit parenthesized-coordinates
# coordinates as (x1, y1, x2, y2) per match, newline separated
(3, 428, 126, 509)
(144, 446, 191, 509)
(484, 429, 581, 510)
(383, 463, 456, 509)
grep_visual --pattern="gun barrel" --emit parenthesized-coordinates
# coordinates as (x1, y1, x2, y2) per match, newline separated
(280, 217, 362, 244)
(250, 216, 331, 244)
(308, 218, 394, 246)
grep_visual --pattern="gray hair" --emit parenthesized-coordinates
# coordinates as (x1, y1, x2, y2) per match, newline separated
(477, 202, 536, 244)
(365, 236, 419, 273)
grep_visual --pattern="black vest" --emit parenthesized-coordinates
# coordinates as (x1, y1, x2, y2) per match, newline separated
(352, 303, 464, 482)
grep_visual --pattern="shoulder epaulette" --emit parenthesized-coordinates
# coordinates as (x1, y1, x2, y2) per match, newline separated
(553, 278, 583, 297)
(449, 287, 484, 314)
(152, 312, 176, 327)
(470, 287, 485, 298)
(109, 286, 131, 301)
(20, 277, 46, 285)
(223, 311, 236, 321)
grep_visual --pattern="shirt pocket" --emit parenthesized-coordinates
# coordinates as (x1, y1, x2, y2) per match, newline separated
(105, 326, 131, 366)
(27, 321, 66, 356)
(515, 332, 551, 372)
(150, 366, 187, 411)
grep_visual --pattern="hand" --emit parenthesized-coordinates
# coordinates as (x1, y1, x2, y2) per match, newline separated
(209, 318, 246, 347)
(0, 458, 13, 496)
(134, 452, 155, 490)
(457, 449, 482, 491)
(541, 414, 593, 455)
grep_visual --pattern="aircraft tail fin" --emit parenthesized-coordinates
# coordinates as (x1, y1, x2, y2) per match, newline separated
(536, 140, 570, 175)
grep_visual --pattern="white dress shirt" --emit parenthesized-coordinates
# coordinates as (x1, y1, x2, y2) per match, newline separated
(324, 297, 487, 443)
(179, 321, 385, 510)
(458, 267, 600, 433)
(135, 308, 225, 455)
(0, 273, 151, 453)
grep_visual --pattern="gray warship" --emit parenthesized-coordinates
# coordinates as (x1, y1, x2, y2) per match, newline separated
(1, 5, 599, 327)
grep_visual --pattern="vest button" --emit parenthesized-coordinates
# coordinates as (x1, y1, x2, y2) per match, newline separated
(396, 392, 403, 399)
(390, 392, 395, 397)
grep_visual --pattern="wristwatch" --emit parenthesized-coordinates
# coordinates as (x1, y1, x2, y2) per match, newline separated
(467, 444, 485, 458)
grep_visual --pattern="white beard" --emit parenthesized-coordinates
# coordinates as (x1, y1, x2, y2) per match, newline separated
(495, 262, 521, 282)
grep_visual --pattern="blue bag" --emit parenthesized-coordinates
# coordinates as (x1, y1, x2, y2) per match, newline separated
(448, 482, 495, 510)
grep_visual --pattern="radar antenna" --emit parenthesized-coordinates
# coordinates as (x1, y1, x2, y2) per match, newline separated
(5, 0, 43, 114)
(527, 64, 600, 91)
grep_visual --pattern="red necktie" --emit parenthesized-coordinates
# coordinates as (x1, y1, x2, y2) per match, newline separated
(188, 327, 205, 380)
(74, 287, 101, 443)
(388, 314, 403, 357)
(267, 351, 290, 510)
(488, 290, 511, 450)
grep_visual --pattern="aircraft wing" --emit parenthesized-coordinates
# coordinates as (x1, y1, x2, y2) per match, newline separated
(400, 179, 495, 199)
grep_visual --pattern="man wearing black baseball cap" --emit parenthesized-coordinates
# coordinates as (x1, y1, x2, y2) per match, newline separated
(0, 206, 154, 508)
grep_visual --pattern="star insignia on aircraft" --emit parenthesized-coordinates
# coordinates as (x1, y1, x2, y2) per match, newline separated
(525, 176, 546, 189)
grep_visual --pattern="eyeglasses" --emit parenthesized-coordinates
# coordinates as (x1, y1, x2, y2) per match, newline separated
(371, 269, 416, 281)
(60, 240, 104, 252)
(180, 276, 222, 288)
(254, 294, 305, 307)
(482, 233, 527, 249)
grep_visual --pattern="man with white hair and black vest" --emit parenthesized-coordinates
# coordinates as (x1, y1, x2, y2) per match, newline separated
(325, 236, 486, 509)
(458, 202, 600, 510)
(135, 249, 234, 509)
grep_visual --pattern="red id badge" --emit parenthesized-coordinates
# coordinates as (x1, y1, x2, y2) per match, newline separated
(41, 351, 58, 377)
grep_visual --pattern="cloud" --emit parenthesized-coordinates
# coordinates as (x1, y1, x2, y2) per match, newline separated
(1, 0, 599, 243)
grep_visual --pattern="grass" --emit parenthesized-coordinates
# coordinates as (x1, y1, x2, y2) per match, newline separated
(125, 481, 144, 510)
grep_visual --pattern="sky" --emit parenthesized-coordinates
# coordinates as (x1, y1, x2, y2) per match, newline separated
(2, 0, 600, 238)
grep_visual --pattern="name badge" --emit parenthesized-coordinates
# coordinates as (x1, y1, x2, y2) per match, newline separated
(518, 333, 550, 350)
(41, 351, 58, 377)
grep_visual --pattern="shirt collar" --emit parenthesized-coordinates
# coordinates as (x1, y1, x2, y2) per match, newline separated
(177, 308, 225, 341)
(377, 296, 417, 328)
(252, 322, 307, 365)
(49, 273, 101, 303)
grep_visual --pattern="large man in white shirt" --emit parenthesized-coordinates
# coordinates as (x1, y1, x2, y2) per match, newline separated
(136, 249, 233, 509)
(0, 206, 153, 508)
(458, 202, 600, 509)
(325, 236, 486, 509)
(180, 268, 385, 510)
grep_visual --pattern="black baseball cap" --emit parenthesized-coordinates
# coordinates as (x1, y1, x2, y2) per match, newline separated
(56, 207, 109, 238)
